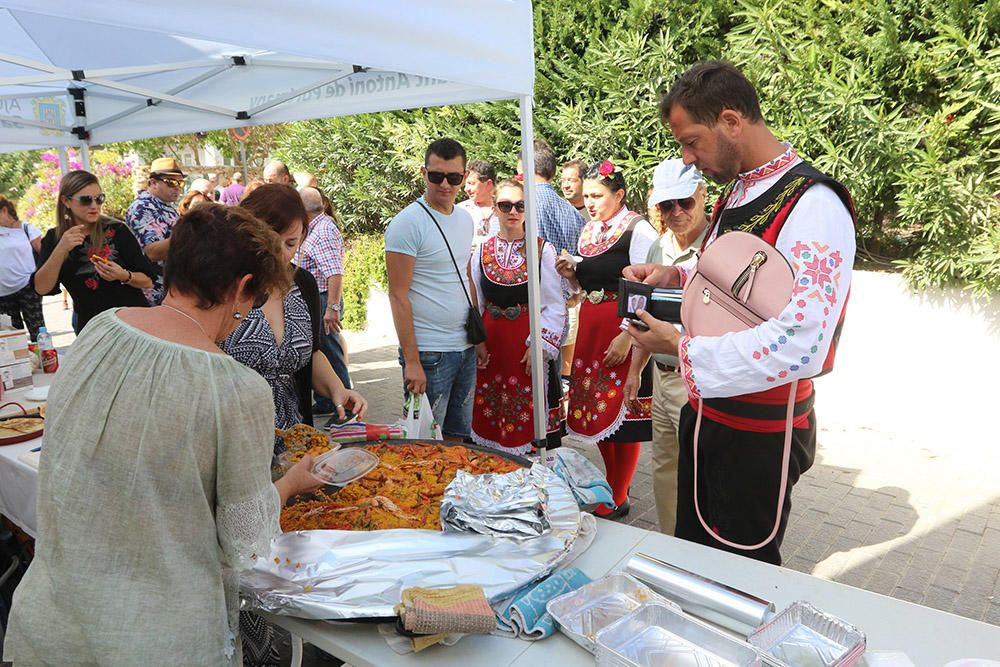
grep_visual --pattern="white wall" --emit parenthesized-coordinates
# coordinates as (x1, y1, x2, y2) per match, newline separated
(818, 271, 999, 444)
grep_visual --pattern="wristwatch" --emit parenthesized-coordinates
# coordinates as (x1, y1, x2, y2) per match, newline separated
(326, 302, 341, 312)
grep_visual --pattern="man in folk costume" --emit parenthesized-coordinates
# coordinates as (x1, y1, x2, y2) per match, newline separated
(626, 61, 855, 564)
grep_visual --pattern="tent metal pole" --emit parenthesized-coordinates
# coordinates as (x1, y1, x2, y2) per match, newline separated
(519, 95, 548, 464)
(79, 143, 91, 171)
(57, 147, 69, 177)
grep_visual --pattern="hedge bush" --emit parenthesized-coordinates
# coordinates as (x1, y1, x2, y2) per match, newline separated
(274, 0, 999, 296)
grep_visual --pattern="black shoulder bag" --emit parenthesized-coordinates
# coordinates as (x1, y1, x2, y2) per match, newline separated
(416, 201, 487, 345)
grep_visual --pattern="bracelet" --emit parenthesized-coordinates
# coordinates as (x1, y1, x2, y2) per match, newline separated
(326, 303, 341, 312)
(120, 270, 133, 285)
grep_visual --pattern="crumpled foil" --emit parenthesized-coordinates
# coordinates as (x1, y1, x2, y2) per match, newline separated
(241, 463, 582, 620)
(439, 465, 550, 539)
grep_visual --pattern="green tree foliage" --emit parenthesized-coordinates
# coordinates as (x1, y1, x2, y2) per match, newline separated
(273, 0, 999, 297)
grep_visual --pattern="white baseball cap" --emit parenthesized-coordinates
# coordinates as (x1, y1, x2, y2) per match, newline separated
(648, 158, 703, 207)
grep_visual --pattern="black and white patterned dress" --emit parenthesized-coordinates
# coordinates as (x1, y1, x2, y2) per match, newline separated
(220, 284, 313, 456)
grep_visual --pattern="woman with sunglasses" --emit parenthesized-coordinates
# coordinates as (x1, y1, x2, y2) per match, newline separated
(469, 179, 566, 454)
(33, 170, 155, 333)
(555, 160, 658, 519)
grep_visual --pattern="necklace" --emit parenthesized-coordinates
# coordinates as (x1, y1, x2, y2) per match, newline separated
(162, 303, 210, 340)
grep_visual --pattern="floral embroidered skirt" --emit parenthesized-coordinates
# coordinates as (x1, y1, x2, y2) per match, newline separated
(471, 310, 564, 455)
(567, 299, 652, 444)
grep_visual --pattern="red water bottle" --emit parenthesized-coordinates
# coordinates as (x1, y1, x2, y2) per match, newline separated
(37, 327, 58, 374)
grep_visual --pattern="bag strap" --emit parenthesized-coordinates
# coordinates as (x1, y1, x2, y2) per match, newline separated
(691, 379, 797, 551)
(416, 200, 473, 309)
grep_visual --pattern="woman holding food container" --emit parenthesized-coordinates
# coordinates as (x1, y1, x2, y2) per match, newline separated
(32, 170, 156, 333)
(555, 160, 658, 519)
(4, 203, 322, 666)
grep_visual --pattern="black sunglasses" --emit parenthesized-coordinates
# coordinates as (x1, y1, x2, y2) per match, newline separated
(496, 200, 525, 213)
(71, 193, 106, 206)
(658, 197, 697, 212)
(426, 171, 465, 186)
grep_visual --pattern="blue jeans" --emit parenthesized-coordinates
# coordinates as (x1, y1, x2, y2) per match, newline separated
(399, 347, 476, 439)
(314, 291, 351, 412)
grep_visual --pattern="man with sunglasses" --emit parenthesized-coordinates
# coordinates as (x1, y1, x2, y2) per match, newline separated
(125, 157, 184, 305)
(635, 158, 708, 536)
(385, 138, 478, 442)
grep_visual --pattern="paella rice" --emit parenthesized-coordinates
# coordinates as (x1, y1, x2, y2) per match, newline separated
(281, 442, 521, 531)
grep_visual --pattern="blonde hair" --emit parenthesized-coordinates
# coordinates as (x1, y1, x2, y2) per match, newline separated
(56, 170, 109, 254)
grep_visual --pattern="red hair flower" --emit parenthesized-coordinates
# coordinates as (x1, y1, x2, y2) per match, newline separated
(514, 173, 524, 182)
(598, 160, 620, 178)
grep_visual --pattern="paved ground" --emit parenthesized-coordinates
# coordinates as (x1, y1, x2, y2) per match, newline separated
(36, 294, 1000, 628)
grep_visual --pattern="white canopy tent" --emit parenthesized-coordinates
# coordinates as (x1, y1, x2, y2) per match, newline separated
(0, 0, 553, 450)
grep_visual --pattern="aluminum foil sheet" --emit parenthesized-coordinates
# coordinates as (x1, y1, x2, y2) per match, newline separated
(440, 465, 550, 539)
(241, 463, 582, 620)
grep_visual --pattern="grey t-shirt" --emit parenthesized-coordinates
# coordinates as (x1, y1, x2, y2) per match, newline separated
(384, 197, 475, 352)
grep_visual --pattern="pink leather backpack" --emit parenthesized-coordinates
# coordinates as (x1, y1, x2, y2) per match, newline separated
(680, 230, 796, 551)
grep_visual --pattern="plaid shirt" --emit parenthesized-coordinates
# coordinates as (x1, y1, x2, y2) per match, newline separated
(295, 213, 344, 292)
(535, 181, 585, 254)
(124, 189, 178, 305)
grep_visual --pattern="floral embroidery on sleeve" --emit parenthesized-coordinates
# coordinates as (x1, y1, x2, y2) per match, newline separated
(758, 240, 846, 382)
(678, 334, 700, 398)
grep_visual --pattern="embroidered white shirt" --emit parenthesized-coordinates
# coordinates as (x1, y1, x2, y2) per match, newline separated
(678, 150, 856, 399)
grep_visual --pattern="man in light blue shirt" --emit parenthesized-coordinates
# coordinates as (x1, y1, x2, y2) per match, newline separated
(385, 138, 477, 440)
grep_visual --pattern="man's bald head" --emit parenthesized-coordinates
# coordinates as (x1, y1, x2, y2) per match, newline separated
(263, 160, 291, 184)
(294, 171, 319, 189)
(300, 187, 324, 214)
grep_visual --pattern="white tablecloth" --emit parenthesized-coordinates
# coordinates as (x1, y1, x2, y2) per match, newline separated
(0, 372, 51, 537)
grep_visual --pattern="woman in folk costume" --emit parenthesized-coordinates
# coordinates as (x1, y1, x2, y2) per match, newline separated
(470, 179, 566, 455)
(556, 160, 658, 518)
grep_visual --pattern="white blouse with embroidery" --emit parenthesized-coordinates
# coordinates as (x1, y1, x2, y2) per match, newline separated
(678, 148, 856, 399)
(471, 236, 567, 360)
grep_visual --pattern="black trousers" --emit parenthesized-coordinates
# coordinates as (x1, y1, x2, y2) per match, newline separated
(674, 402, 816, 565)
(0, 284, 45, 341)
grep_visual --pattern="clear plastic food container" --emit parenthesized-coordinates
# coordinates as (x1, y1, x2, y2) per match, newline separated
(310, 448, 378, 486)
(595, 602, 762, 667)
(547, 574, 680, 654)
(748, 601, 865, 667)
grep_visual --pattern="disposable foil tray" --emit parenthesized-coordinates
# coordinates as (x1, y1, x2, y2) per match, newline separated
(595, 602, 762, 667)
(748, 601, 865, 667)
(547, 574, 680, 654)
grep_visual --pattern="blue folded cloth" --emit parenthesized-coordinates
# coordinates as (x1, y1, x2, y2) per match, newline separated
(545, 449, 616, 510)
(494, 567, 592, 639)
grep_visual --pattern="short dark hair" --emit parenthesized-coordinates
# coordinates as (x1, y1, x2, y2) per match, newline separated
(584, 162, 627, 198)
(561, 159, 588, 180)
(532, 139, 556, 180)
(425, 138, 467, 168)
(165, 203, 291, 309)
(467, 159, 496, 183)
(0, 194, 18, 221)
(660, 60, 763, 127)
(239, 183, 309, 236)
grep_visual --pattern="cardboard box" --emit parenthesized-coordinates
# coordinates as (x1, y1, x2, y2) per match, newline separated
(0, 329, 30, 365)
(0, 358, 33, 392)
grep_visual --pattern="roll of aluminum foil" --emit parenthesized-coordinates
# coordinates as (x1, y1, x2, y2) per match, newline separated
(440, 465, 551, 539)
(624, 553, 774, 635)
(241, 464, 582, 620)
